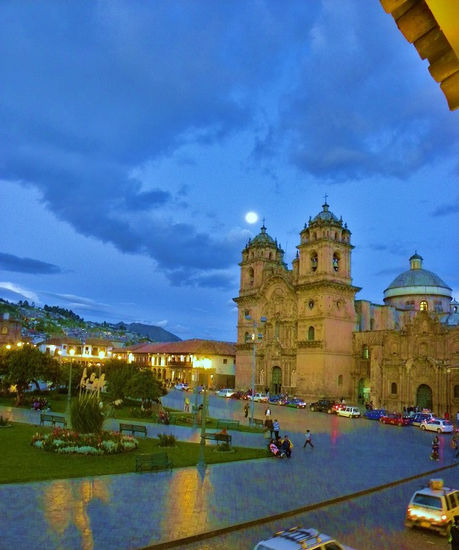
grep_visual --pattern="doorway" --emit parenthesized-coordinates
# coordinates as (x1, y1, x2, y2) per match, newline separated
(271, 366, 282, 395)
(416, 384, 433, 411)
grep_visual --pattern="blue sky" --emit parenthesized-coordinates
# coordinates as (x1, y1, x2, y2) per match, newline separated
(0, 0, 458, 341)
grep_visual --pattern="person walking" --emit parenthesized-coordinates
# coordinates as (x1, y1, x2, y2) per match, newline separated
(265, 406, 272, 418)
(273, 419, 280, 440)
(449, 515, 459, 550)
(303, 429, 314, 449)
(431, 435, 440, 461)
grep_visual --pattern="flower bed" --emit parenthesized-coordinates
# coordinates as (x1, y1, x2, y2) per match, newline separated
(31, 428, 139, 455)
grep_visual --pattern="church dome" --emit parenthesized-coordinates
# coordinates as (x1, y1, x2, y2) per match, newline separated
(249, 224, 277, 248)
(312, 201, 339, 223)
(384, 253, 452, 303)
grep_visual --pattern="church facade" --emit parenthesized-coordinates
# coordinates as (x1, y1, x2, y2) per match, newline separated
(234, 201, 459, 416)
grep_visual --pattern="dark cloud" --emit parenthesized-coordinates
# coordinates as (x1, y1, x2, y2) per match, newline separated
(0, 0, 313, 289)
(0, 253, 61, 274)
(431, 200, 459, 217)
(253, 2, 459, 181)
(166, 268, 235, 290)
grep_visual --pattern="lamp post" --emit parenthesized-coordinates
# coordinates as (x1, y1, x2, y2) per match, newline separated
(67, 347, 75, 425)
(98, 350, 105, 397)
(194, 358, 212, 468)
(245, 315, 267, 426)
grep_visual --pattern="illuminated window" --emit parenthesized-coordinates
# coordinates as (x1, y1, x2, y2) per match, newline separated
(1, 326, 7, 334)
(308, 326, 315, 341)
(362, 345, 369, 359)
(420, 301, 428, 311)
(391, 382, 397, 395)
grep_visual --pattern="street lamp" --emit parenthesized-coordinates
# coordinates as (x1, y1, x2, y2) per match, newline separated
(194, 358, 212, 468)
(245, 314, 267, 426)
(67, 348, 75, 425)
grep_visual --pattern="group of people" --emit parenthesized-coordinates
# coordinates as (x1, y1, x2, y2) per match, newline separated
(268, 435, 293, 458)
(32, 397, 49, 411)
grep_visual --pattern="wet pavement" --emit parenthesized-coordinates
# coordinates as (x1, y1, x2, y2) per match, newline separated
(0, 394, 458, 550)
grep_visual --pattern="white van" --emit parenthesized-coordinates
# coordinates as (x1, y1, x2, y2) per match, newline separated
(337, 406, 361, 418)
(253, 526, 355, 550)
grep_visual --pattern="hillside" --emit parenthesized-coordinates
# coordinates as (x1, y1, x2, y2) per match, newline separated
(0, 299, 181, 345)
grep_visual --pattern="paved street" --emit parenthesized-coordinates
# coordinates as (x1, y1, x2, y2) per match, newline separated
(0, 393, 457, 550)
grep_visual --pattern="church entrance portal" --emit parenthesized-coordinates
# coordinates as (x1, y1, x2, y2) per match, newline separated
(357, 378, 370, 405)
(416, 384, 433, 411)
(271, 366, 282, 394)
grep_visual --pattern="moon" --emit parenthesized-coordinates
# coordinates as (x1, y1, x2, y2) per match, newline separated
(245, 211, 258, 224)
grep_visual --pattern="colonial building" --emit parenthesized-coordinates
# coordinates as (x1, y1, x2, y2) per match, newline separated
(113, 339, 236, 389)
(234, 201, 459, 416)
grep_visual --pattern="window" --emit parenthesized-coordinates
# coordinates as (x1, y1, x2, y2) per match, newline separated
(420, 300, 428, 311)
(333, 252, 340, 272)
(454, 385, 459, 399)
(308, 299, 314, 309)
(310, 252, 318, 272)
(244, 332, 251, 343)
(223, 358, 227, 364)
(405, 300, 415, 310)
(308, 326, 315, 341)
(338, 375, 343, 386)
(362, 345, 369, 359)
(391, 382, 397, 394)
(434, 301, 443, 312)
(248, 267, 254, 286)
(370, 319, 375, 330)
(1, 326, 7, 334)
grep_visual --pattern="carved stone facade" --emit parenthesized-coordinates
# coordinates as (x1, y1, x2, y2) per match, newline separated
(234, 203, 459, 415)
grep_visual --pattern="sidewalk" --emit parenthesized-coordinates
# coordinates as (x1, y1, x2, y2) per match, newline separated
(0, 404, 457, 549)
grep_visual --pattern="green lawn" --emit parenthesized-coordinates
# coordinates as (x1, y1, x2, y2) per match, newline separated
(0, 423, 268, 484)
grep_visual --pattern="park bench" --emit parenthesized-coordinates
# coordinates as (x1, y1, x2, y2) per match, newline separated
(216, 419, 240, 430)
(202, 432, 232, 448)
(39, 413, 67, 427)
(119, 423, 147, 437)
(253, 418, 265, 429)
(135, 452, 173, 473)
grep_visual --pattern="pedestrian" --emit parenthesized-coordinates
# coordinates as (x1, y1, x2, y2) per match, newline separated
(243, 403, 249, 418)
(273, 419, 280, 440)
(450, 515, 459, 550)
(430, 435, 440, 461)
(303, 429, 314, 449)
(265, 417, 274, 438)
(281, 435, 293, 458)
(265, 406, 271, 417)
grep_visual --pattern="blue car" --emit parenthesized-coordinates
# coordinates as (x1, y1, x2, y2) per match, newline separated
(364, 408, 387, 420)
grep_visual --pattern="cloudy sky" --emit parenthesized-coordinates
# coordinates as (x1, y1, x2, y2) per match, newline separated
(1, 0, 458, 341)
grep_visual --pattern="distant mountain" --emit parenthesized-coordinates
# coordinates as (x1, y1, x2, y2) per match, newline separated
(0, 299, 181, 344)
(116, 322, 181, 342)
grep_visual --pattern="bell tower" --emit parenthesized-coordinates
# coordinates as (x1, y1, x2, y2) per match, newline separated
(295, 199, 360, 400)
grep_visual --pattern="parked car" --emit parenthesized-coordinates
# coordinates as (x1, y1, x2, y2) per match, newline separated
(337, 406, 361, 418)
(405, 478, 459, 536)
(251, 392, 269, 402)
(285, 398, 307, 409)
(216, 388, 236, 398)
(411, 412, 436, 427)
(309, 399, 336, 413)
(420, 418, 454, 433)
(253, 526, 356, 550)
(363, 408, 387, 420)
(268, 394, 283, 405)
(331, 402, 347, 414)
(229, 391, 245, 400)
(379, 413, 411, 426)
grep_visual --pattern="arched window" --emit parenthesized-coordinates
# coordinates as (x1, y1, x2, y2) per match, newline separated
(308, 326, 315, 341)
(248, 267, 254, 286)
(244, 332, 251, 343)
(420, 300, 428, 311)
(362, 345, 369, 359)
(454, 385, 459, 399)
(310, 252, 318, 272)
(1, 326, 7, 334)
(274, 321, 280, 339)
(338, 374, 343, 386)
(391, 382, 397, 394)
(333, 252, 340, 272)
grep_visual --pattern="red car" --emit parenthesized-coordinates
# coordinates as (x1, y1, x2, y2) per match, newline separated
(379, 413, 411, 427)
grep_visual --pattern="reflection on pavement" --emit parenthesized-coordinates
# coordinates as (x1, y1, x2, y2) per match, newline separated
(43, 478, 111, 550)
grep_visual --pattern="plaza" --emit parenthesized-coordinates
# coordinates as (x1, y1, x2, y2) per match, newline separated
(1, 391, 457, 550)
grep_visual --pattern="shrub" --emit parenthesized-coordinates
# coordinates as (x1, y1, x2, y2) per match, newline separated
(130, 407, 153, 418)
(0, 416, 10, 427)
(158, 433, 176, 447)
(31, 428, 138, 455)
(70, 393, 104, 434)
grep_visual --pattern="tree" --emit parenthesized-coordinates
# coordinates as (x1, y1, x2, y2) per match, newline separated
(2, 346, 60, 405)
(104, 359, 138, 402)
(126, 369, 163, 405)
